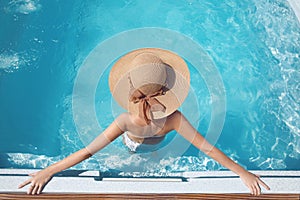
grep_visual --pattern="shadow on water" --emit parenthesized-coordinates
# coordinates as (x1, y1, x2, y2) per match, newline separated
(0, 168, 188, 182)
(95, 169, 188, 182)
(0, 153, 11, 168)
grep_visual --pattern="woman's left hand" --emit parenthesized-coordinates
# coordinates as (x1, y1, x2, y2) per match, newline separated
(240, 171, 270, 196)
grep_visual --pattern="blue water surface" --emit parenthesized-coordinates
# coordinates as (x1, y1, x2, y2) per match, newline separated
(0, 0, 299, 172)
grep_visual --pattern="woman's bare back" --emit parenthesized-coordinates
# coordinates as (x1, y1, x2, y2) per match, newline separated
(115, 112, 178, 143)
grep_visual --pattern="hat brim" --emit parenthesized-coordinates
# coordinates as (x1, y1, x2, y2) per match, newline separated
(109, 48, 190, 119)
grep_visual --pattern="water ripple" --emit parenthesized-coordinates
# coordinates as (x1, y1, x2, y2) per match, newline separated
(5, 0, 41, 15)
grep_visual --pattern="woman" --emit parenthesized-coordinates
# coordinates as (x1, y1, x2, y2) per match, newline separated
(19, 48, 270, 195)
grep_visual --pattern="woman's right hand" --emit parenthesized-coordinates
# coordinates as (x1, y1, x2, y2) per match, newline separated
(18, 169, 53, 195)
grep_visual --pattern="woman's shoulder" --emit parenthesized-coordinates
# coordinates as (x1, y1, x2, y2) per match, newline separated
(114, 112, 131, 130)
(117, 112, 130, 118)
(167, 110, 184, 119)
(165, 110, 188, 130)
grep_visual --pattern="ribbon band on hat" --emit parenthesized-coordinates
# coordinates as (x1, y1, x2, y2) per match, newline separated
(128, 76, 166, 124)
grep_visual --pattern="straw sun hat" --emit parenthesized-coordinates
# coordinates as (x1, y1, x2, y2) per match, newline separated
(109, 48, 190, 124)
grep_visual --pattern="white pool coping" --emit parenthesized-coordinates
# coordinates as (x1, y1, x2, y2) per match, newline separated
(289, 0, 300, 22)
(1, 1, 300, 196)
(0, 169, 299, 194)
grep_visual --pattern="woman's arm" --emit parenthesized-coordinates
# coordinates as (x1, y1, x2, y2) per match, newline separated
(18, 116, 125, 195)
(170, 111, 270, 196)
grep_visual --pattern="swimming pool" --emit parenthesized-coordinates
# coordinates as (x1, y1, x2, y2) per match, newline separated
(0, 0, 299, 176)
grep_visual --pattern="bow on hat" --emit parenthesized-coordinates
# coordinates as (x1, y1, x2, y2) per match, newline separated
(128, 77, 166, 124)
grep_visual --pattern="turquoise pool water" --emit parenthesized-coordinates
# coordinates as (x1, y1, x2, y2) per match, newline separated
(0, 0, 299, 173)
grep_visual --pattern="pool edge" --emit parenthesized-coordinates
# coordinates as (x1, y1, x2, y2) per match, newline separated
(0, 169, 299, 194)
